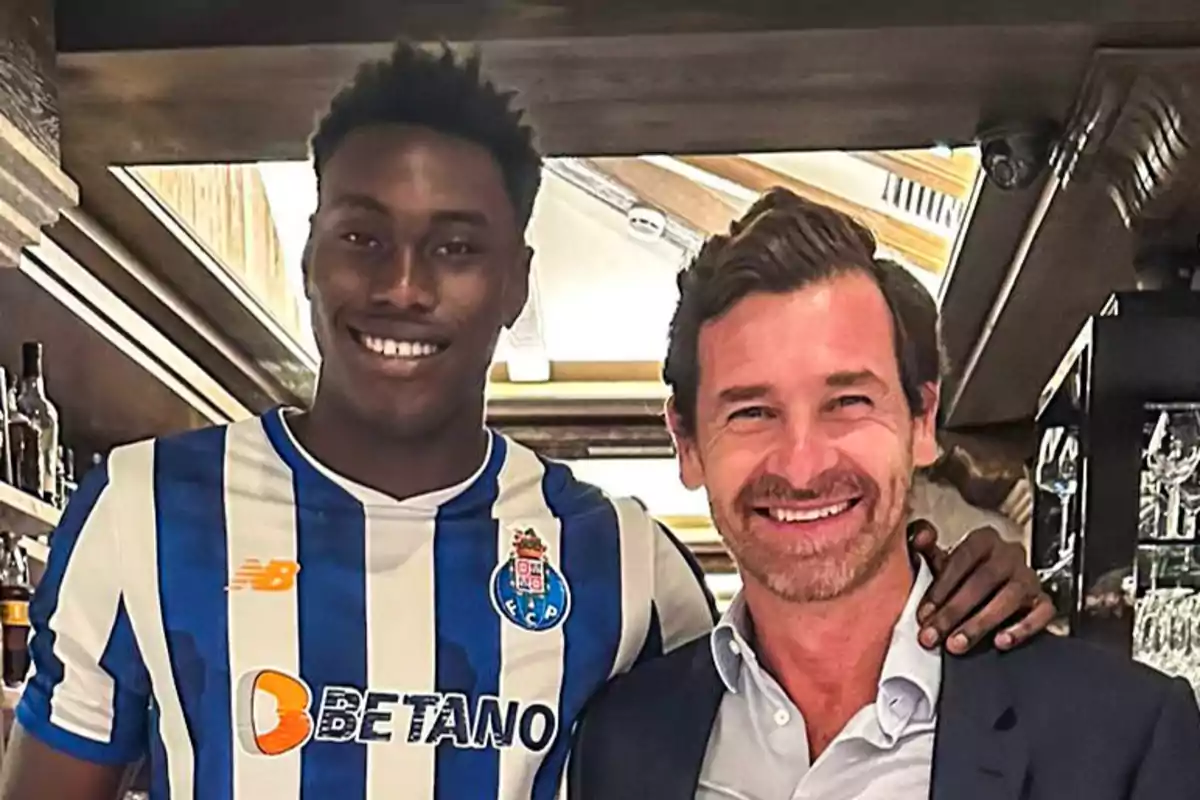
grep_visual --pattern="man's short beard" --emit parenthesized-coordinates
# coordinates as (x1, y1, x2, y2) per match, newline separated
(738, 518, 905, 602)
(716, 473, 912, 604)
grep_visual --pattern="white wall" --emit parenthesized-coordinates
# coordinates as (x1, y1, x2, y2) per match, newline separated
(564, 458, 709, 518)
(509, 171, 687, 363)
(257, 161, 689, 366)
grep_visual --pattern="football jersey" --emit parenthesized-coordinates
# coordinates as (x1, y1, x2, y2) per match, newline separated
(18, 408, 716, 799)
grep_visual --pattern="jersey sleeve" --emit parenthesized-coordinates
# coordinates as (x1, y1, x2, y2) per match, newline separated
(634, 520, 718, 664)
(16, 455, 150, 765)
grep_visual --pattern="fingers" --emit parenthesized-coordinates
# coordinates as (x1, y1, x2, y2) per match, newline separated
(919, 556, 1006, 648)
(917, 527, 994, 625)
(994, 593, 1057, 650)
(941, 582, 1031, 655)
(917, 532, 1052, 653)
(908, 519, 949, 575)
(908, 519, 937, 552)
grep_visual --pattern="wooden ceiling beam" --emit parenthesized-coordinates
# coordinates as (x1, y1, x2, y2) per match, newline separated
(690, 542, 736, 575)
(946, 175, 1136, 426)
(937, 175, 1052, 403)
(58, 23, 1105, 166)
(943, 47, 1200, 427)
(584, 157, 744, 236)
(489, 360, 666, 385)
(54, 0, 1200, 54)
(494, 421, 673, 460)
(854, 149, 980, 200)
(677, 155, 951, 273)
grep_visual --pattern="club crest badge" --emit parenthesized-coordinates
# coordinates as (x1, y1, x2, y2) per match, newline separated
(490, 527, 571, 632)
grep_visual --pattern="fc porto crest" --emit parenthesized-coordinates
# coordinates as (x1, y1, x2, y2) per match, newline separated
(490, 527, 571, 632)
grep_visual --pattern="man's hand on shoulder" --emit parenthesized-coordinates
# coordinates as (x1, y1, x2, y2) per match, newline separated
(910, 520, 1055, 655)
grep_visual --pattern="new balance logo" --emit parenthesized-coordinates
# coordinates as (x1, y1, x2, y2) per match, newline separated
(230, 558, 300, 592)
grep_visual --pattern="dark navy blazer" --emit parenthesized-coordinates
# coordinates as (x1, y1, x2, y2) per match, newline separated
(569, 632, 1200, 800)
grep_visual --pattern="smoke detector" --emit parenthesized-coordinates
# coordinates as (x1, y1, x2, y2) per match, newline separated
(626, 205, 667, 241)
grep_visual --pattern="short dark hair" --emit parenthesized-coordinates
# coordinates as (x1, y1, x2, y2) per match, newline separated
(309, 41, 543, 229)
(663, 188, 938, 435)
(875, 257, 944, 388)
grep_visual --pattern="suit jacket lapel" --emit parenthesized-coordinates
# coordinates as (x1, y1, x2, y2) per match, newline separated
(644, 641, 727, 800)
(931, 648, 1029, 800)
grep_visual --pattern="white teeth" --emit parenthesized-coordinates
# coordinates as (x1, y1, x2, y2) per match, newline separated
(359, 335, 441, 359)
(769, 501, 852, 523)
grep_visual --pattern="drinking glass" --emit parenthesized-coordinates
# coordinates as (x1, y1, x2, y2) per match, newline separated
(1146, 408, 1200, 540)
(1035, 427, 1079, 575)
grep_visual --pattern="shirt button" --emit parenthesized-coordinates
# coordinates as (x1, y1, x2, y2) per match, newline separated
(728, 640, 741, 656)
(773, 709, 790, 727)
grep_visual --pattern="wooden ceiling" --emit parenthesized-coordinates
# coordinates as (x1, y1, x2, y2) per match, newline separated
(48, 0, 1200, 431)
(855, 151, 979, 201)
(585, 152, 966, 274)
(687, 154, 955, 273)
(46, 0, 1195, 49)
(57, 5, 1141, 164)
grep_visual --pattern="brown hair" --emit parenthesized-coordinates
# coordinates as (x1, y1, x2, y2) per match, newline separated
(874, 257, 945, 389)
(663, 188, 934, 434)
(877, 254, 1023, 508)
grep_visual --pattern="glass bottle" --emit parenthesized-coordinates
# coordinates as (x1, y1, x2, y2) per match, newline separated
(0, 367, 11, 485)
(1, 533, 31, 686)
(60, 446, 77, 508)
(15, 342, 59, 504)
(8, 385, 37, 498)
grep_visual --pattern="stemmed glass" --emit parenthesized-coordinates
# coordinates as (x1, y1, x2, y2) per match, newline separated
(1133, 588, 1200, 695)
(1179, 467, 1200, 539)
(1146, 408, 1200, 540)
(1139, 471, 1165, 540)
(1035, 427, 1080, 578)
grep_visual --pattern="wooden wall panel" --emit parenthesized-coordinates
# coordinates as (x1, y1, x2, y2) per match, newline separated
(0, 0, 57, 161)
(132, 165, 305, 341)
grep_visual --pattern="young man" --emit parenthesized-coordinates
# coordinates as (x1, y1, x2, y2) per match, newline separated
(569, 190, 1200, 800)
(1, 45, 1050, 800)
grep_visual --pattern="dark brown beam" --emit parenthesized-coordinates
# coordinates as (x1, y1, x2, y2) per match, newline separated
(945, 46, 1200, 427)
(47, 207, 311, 413)
(3, 0, 57, 158)
(59, 24, 1099, 165)
(51, 0, 1200, 53)
(489, 360, 665, 383)
(690, 543, 736, 575)
(60, 160, 318, 408)
(938, 175, 1054, 401)
(487, 396, 665, 422)
(494, 422, 673, 460)
(8, 240, 246, 453)
(947, 176, 1136, 426)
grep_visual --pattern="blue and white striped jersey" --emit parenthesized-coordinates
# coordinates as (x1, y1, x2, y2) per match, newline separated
(18, 408, 716, 799)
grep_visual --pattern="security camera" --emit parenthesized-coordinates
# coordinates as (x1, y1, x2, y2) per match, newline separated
(976, 122, 1058, 192)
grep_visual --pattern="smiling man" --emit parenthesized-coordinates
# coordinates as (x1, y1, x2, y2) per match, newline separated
(569, 189, 1200, 800)
(2, 44, 1053, 800)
